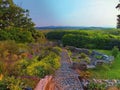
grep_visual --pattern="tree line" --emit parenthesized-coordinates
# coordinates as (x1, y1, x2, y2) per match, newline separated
(46, 30, 120, 50)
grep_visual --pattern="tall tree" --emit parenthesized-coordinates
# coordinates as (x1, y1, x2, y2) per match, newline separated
(117, 15, 120, 28)
(0, 0, 35, 30)
(116, 2, 120, 28)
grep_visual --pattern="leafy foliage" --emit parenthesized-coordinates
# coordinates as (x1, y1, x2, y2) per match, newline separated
(46, 31, 67, 40)
(0, 29, 47, 43)
(26, 61, 51, 78)
(0, 0, 47, 43)
(111, 46, 119, 57)
(0, 0, 34, 30)
(26, 51, 60, 78)
(46, 30, 120, 50)
(0, 40, 61, 89)
(87, 82, 106, 90)
(0, 0, 62, 89)
(0, 76, 36, 90)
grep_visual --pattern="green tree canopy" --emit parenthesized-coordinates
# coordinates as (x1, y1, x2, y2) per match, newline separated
(0, 0, 35, 30)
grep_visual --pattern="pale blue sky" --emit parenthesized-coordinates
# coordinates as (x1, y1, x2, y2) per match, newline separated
(13, 0, 119, 27)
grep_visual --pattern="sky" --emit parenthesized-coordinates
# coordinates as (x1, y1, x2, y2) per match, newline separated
(13, 0, 119, 27)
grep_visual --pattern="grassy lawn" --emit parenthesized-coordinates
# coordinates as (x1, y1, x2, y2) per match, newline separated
(88, 50, 120, 79)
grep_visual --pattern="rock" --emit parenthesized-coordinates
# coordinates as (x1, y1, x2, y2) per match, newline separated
(75, 48, 90, 55)
(97, 79, 102, 84)
(93, 79, 97, 83)
(91, 50, 114, 65)
(91, 50, 103, 56)
(112, 79, 117, 83)
(87, 65, 95, 69)
(95, 60, 104, 65)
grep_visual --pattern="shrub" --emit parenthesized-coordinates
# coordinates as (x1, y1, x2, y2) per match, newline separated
(87, 82, 106, 90)
(84, 57, 91, 64)
(0, 29, 35, 43)
(0, 40, 19, 55)
(27, 52, 60, 78)
(0, 30, 11, 40)
(13, 59, 31, 76)
(43, 52, 60, 69)
(26, 61, 51, 78)
(6, 77, 24, 90)
(0, 77, 25, 90)
(68, 50, 72, 56)
(47, 30, 120, 50)
(80, 53, 88, 59)
(111, 46, 119, 57)
(46, 31, 66, 40)
(52, 47, 62, 55)
(79, 53, 90, 63)
(0, 80, 8, 90)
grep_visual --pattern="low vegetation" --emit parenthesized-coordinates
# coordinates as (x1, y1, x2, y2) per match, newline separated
(0, 0, 61, 89)
(67, 46, 120, 79)
(88, 49, 120, 79)
(46, 30, 120, 49)
(0, 40, 61, 89)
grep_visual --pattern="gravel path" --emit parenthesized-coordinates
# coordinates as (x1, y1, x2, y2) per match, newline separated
(54, 49, 83, 90)
(35, 49, 83, 90)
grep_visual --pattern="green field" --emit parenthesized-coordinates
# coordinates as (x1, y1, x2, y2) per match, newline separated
(89, 50, 120, 79)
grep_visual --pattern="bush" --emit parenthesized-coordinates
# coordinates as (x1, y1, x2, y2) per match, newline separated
(111, 46, 119, 57)
(0, 30, 11, 40)
(47, 30, 120, 50)
(13, 59, 31, 76)
(0, 29, 35, 43)
(6, 77, 24, 90)
(26, 61, 51, 78)
(0, 77, 25, 90)
(87, 82, 106, 90)
(46, 31, 67, 40)
(80, 53, 88, 58)
(52, 47, 62, 55)
(26, 52, 60, 78)
(0, 40, 19, 55)
(0, 80, 8, 90)
(42, 52, 60, 69)
(79, 53, 90, 64)
(1, 76, 35, 90)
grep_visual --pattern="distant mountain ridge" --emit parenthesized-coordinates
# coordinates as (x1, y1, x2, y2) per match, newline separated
(35, 26, 114, 30)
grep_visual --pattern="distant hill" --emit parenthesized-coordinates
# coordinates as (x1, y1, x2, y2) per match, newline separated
(35, 26, 114, 30)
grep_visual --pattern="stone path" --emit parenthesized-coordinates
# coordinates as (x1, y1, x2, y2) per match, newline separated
(54, 49, 83, 90)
